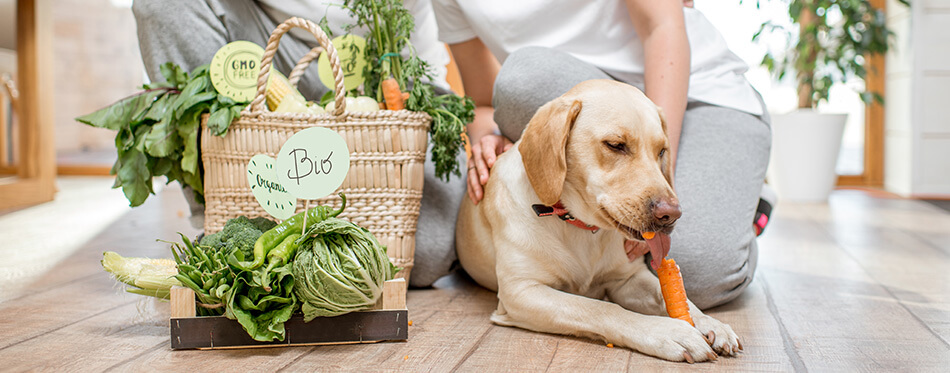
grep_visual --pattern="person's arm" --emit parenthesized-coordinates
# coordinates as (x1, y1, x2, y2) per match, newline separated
(449, 37, 510, 204)
(624, 0, 690, 183)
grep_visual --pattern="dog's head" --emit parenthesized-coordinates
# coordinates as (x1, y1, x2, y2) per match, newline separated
(519, 80, 680, 243)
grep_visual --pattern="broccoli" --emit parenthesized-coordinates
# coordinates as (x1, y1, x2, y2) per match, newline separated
(248, 216, 278, 232)
(199, 216, 276, 257)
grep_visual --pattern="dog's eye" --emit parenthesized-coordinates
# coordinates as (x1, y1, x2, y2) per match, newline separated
(659, 149, 667, 158)
(604, 141, 627, 153)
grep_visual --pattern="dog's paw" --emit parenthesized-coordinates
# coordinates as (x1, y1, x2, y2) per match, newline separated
(694, 314, 742, 356)
(635, 318, 717, 363)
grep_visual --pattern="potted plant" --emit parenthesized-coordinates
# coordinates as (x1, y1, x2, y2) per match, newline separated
(753, 0, 896, 202)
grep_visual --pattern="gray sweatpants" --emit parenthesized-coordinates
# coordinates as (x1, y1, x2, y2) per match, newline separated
(132, 0, 466, 287)
(493, 47, 771, 309)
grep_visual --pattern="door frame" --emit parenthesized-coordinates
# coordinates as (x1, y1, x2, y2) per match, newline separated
(0, 0, 55, 210)
(836, 0, 886, 188)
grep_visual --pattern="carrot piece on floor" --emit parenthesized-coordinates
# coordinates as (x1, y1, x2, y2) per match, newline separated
(606, 343, 614, 348)
(382, 78, 404, 110)
(657, 257, 694, 326)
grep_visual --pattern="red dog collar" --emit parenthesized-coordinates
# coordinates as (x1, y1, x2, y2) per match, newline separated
(532, 202, 600, 233)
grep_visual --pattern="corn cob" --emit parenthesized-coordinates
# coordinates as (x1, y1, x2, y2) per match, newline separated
(102, 251, 181, 300)
(265, 70, 305, 111)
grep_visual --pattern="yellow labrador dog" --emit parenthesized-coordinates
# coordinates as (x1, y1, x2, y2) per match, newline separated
(456, 80, 740, 362)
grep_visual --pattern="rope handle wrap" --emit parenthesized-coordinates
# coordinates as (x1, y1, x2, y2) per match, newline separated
(288, 47, 324, 87)
(250, 17, 346, 117)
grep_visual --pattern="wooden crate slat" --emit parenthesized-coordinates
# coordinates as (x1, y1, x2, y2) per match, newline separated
(171, 310, 408, 349)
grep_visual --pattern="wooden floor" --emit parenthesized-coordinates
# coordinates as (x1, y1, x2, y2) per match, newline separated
(1, 186, 948, 372)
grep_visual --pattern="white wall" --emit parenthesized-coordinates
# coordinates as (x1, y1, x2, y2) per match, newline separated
(886, 0, 950, 196)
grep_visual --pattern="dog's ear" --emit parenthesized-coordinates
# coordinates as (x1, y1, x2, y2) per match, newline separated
(656, 106, 674, 187)
(519, 99, 582, 205)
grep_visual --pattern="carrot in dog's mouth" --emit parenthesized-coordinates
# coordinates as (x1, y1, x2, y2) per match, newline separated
(616, 221, 645, 241)
(643, 232, 671, 270)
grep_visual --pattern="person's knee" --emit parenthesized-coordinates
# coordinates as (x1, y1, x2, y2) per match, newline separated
(677, 230, 758, 310)
(492, 47, 566, 140)
(493, 47, 560, 105)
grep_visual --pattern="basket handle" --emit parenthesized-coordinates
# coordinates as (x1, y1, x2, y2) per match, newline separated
(250, 17, 345, 116)
(288, 47, 324, 88)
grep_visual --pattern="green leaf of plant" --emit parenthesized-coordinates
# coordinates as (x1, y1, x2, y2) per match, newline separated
(144, 114, 181, 157)
(175, 92, 216, 119)
(152, 157, 173, 176)
(143, 94, 171, 122)
(206, 107, 233, 137)
(116, 148, 151, 207)
(171, 75, 211, 118)
(117, 127, 135, 151)
(182, 170, 203, 196)
(178, 108, 203, 175)
(75, 90, 164, 130)
(160, 62, 187, 88)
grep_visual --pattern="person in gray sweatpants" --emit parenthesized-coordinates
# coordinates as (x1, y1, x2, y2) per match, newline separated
(132, 0, 466, 287)
(493, 47, 771, 309)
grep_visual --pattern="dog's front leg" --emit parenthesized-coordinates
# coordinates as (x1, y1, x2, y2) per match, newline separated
(492, 273, 716, 363)
(605, 266, 742, 356)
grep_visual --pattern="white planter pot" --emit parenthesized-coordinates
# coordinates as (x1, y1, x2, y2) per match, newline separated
(768, 110, 847, 203)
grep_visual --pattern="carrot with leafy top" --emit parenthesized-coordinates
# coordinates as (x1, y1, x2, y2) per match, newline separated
(657, 257, 694, 326)
(381, 77, 404, 110)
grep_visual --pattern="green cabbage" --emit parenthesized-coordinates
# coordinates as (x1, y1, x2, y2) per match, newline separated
(292, 218, 399, 321)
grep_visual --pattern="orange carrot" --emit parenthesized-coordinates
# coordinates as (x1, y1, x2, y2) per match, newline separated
(461, 132, 473, 160)
(642, 231, 655, 240)
(657, 257, 694, 326)
(382, 78, 404, 110)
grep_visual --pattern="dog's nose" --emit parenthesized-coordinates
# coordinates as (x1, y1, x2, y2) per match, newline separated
(652, 199, 681, 225)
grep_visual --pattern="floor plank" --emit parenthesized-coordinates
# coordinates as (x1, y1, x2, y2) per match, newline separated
(0, 302, 167, 371)
(756, 195, 950, 371)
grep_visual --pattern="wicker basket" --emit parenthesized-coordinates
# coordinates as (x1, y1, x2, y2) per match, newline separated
(200, 17, 430, 280)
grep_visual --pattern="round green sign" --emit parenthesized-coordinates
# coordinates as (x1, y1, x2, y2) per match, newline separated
(247, 154, 297, 220)
(275, 127, 351, 200)
(318, 35, 368, 92)
(210, 41, 265, 102)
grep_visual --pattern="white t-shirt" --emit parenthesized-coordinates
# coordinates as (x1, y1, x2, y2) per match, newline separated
(431, 0, 762, 115)
(258, 0, 450, 91)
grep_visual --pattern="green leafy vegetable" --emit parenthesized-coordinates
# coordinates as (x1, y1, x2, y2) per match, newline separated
(293, 217, 398, 321)
(171, 232, 237, 317)
(224, 262, 297, 342)
(340, 0, 476, 181)
(76, 62, 247, 207)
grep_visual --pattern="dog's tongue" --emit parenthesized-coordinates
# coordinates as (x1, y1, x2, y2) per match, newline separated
(645, 233, 671, 270)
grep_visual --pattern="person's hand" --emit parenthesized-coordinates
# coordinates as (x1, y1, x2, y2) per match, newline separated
(467, 133, 513, 204)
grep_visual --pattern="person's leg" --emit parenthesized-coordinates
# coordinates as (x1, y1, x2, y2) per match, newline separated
(670, 102, 771, 309)
(132, 0, 327, 100)
(492, 47, 613, 141)
(410, 146, 469, 287)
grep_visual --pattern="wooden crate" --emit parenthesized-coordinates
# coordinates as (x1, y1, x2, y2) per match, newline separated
(169, 279, 408, 350)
